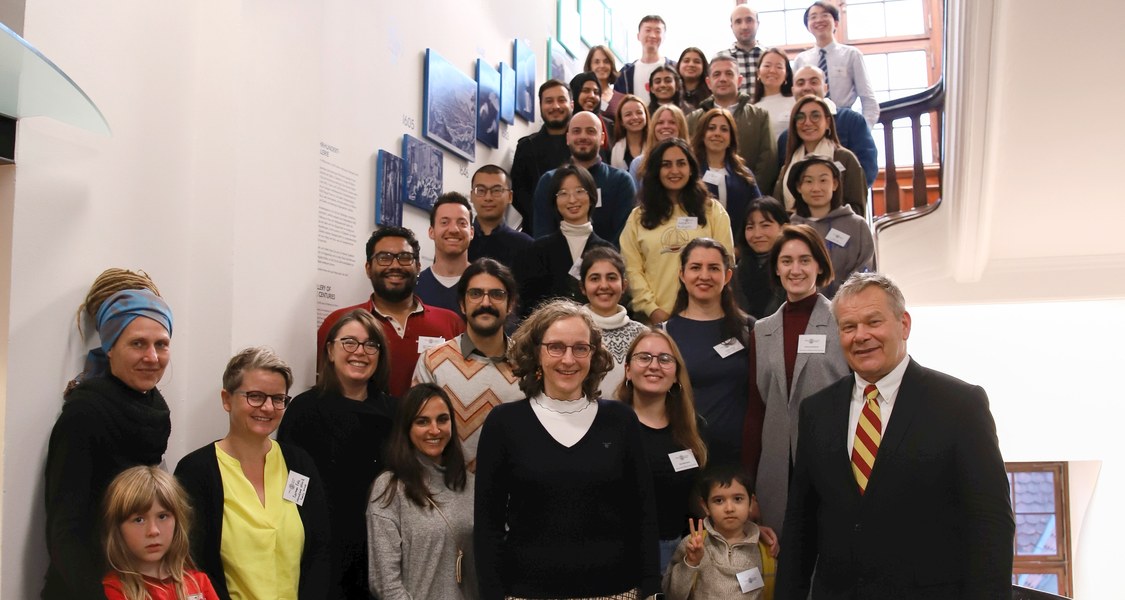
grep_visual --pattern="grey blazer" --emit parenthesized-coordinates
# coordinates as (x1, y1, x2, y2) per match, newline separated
(753, 294, 849, 534)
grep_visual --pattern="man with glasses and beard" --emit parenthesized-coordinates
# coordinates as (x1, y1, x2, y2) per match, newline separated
(317, 226, 463, 397)
(531, 111, 636, 246)
(510, 80, 573, 233)
(412, 258, 524, 471)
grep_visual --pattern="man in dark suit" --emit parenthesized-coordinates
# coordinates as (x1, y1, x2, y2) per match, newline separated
(776, 272, 1014, 600)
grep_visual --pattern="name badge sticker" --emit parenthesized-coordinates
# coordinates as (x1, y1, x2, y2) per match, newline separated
(668, 449, 700, 472)
(825, 228, 851, 247)
(736, 567, 765, 593)
(283, 471, 310, 506)
(568, 258, 583, 280)
(797, 334, 827, 354)
(676, 216, 699, 230)
(596, 188, 603, 208)
(714, 337, 745, 358)
(702, 170, 724, 186)
(417, 336, 445, 353)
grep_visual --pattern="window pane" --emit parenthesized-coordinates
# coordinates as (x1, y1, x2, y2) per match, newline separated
(757, 0, 787, 11)
(863, 53, 890, 92)
(1014, 573, 1060, 594)
(872, 122, 932, 168)
(757, 11, 788, 48)
(785, 0, 810, 8)
(848, 4, 887, 39)
(1016, 513, 1057, 555)
(886, 51, 929, 89)
(885, 0, 926, 36)
(1015, 472, 1057, 513)
(786, 9, 815, 44)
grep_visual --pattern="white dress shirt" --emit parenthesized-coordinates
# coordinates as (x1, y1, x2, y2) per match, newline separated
(846, 354, 910, 456)
(794, 40, 880, 128)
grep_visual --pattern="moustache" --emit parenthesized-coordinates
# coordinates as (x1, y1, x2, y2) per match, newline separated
(472, 306, 501, 319)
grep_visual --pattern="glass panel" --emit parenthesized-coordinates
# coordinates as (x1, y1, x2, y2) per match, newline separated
(863, 53, 891, 93)
(872, 122, 933, 168)
(885, 0, 926, 37)
(1016, 513, 1057, 555)
(1014, 573, 1060, 594)
(0, 21, 110, 134)
(786, 0, 811, 8)
(886, 51, 929, 89)
(757, 0, 788, 12)
(786, 10, 816, 45)
(1015, 472, 1057, 513)
(847, 4, 887, 39)
(757, 11, 788, 48)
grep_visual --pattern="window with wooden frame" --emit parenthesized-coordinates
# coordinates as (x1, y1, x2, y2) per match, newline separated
(1006, 461, 1073, 597)
(754, 0, 944, 169)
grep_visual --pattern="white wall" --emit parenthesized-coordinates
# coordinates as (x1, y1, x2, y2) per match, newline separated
(0, 0, 551, 595)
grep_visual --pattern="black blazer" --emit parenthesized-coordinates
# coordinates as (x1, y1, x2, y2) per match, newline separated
(174, 441, 332, 600)
(515, 231, 612, 318)
(775, 359, 1014, 600)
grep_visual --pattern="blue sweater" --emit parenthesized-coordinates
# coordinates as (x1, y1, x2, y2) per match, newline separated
(415, 268, 462, 316)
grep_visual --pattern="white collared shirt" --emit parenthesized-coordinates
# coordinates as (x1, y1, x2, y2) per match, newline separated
(846, 354, 910, 456)
(794, 40, 880, 128)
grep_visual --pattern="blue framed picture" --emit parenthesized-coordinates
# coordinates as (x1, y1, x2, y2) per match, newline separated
(423, 48, 477, 161)
(375, 150, 404, 226)
(476, 59, 501, 149)
(401, 134, 443, 211)
(499, 62, 515, 125)
(513, 38, 536, 122)
(547, 38, 577, 83)
(556, 0, 580, 57)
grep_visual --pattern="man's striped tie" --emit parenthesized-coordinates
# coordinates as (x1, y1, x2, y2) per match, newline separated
(851, 384, 881, 494)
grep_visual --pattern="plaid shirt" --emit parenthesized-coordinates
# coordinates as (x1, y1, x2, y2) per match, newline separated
(718, 43, 764, 101)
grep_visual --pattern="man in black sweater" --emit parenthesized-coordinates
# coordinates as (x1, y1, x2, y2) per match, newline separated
(510, 79, 572, 232)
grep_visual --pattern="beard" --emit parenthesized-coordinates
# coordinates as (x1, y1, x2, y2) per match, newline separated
(570, 144, 600, 162)
(372, 269, 417, 303)
(469, 306, 505, 337)
(544, 108, 573, 130)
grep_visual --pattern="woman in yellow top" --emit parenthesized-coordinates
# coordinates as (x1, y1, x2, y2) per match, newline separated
(620, 138, 735, 323)
(175, 347, 331, 599)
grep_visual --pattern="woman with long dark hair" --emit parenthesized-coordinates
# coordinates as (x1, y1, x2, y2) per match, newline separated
(580, 246, 647, 395)
(584, 44, 623, 118)
(367, 383, 475, 599)
(278, 308, 395, 599)
(752, 48, 796, 142)
(733, 196, 790, 319)
(646, 65, 683, 115)
(690, 107, 762, 235)
(775, 95, 868, 216)
(620, 138, 734, 323)
(664, 238, 751, 467)
(677, 47, 711, 113)
(616, 328, 707, 573)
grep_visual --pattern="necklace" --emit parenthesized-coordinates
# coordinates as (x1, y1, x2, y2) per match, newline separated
(533, 396, 592, 414)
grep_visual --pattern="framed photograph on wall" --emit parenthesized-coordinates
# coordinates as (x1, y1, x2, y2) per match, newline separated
(513, 38, 536, 122)
(401, 134, 443, 211)
(580, 0, 605, 47)
(547, 38, 578, 83)
(476, 59, 501, 149)
(375, 150, 404, 226)
(499, 62, 516, 125)
(423, 48, 477, 161)
(557, 0, 581, 57)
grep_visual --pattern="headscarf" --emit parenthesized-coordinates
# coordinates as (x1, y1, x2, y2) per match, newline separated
(570, 71, 602, 114)
(82, 289, 174, 380)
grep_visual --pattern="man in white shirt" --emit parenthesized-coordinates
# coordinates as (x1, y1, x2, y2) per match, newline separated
(613, 15, 674, 106)
(776, 272, 1014, 599)
(793, 1, 880, 127)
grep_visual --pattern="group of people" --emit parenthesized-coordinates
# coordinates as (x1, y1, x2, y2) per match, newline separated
(41, 4, 1016, 600)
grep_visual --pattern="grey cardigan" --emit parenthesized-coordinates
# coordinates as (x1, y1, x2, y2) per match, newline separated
(753, 294, 850, 534)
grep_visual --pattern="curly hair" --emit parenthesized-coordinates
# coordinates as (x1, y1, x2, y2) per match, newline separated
(507, 299, 614, 399)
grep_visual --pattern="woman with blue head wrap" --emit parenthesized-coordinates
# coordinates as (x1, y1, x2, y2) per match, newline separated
(42, 269, 176, 600)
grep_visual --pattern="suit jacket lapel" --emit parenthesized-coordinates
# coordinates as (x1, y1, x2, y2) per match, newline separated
(789, 297, 833, 399)
(827, 377, 864, 503)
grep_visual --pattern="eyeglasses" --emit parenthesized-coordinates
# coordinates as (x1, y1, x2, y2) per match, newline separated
(466, 288, 508, 302)
(795, 111, 825, 123)
(238, 390, 291, 410)
(555, 189, 590, 201)
(472, 185, 510, 198)
(630, 352, 676, 367)
(541, 342, 594, 358)
(372, 251, 417, 266)
(334, 337, 380, 354)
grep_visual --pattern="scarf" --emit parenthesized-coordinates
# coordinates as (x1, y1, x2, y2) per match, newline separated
(559, 221, 594, 263)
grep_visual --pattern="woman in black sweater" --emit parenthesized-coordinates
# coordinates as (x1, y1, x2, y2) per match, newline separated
(474, 299, 660, 600)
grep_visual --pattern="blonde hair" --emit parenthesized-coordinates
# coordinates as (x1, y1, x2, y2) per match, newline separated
(77, 268, 161, 338)
(103, 466, 195, 600)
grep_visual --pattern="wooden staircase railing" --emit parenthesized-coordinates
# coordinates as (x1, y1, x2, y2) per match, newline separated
(872, 79, 946, 231)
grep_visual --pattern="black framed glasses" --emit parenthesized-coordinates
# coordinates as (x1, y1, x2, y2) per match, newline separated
(630, 352, 676, 367)
(466, 288, 508, 302)
(471, 185, 510, 198)
(334, 337, 380, 354)
(541, 342, 594, 358)
(238, 390, 291, 410)
(372, 251, 417, 266)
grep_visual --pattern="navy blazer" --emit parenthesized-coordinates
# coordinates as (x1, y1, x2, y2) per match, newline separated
(775, 359, 1014, 600)
(515, 231, 612, 318)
